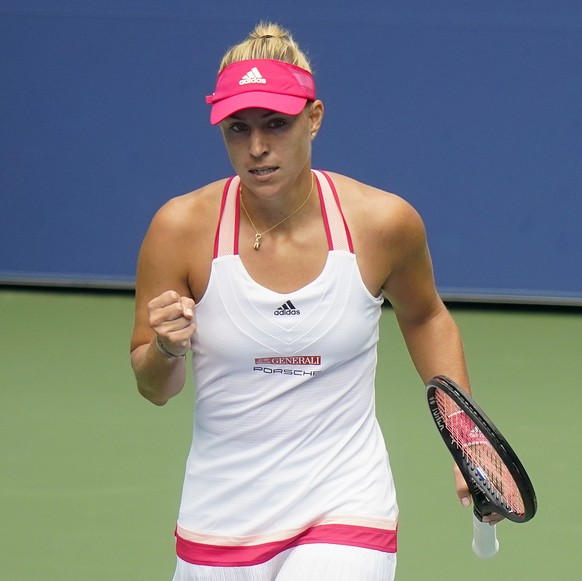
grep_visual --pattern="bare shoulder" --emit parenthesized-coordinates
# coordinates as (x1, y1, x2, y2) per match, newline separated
(147, 179, 226, 242)
(321, 172, 428, 294)
(135, 179, 227, 302)
(325, 171, 426, 250)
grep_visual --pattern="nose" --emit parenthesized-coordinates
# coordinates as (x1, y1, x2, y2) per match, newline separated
(249, 129, 269, 158)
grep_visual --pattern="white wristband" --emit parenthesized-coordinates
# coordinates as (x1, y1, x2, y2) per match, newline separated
(155, 338, 186, 359)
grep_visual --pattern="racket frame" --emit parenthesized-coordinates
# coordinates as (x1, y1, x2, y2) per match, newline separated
(426, 375, 537, 524)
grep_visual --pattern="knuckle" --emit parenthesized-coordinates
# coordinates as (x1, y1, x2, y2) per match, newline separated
(165, 290, 180, 301)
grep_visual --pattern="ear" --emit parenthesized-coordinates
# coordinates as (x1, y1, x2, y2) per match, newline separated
(307, 100, 324, 138)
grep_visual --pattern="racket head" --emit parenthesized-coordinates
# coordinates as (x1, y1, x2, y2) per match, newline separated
(426, 375, 537, 523)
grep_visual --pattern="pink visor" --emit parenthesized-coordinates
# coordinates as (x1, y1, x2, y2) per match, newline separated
(206, 59, 316, 125)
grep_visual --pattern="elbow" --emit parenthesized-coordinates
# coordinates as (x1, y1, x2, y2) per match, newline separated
(137, 384, 171, 406)
(149, 396, 171, 407)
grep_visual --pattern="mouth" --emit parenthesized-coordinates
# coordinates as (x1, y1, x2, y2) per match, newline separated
(249, 166, 279, 177)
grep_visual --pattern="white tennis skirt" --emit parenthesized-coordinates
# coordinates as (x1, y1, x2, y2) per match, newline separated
(172, 543, 396, 581)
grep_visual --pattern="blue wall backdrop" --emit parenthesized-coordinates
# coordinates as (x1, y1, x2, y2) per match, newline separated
(1, 1, 581, 303)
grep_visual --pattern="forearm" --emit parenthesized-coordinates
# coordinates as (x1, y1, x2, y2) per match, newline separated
(396, 304, 471, 393)
(131, 339, 187, 406)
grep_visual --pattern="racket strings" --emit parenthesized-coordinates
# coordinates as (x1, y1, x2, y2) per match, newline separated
(436, 391, 525, 515)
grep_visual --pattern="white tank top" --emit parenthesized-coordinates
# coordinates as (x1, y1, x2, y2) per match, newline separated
(175, 170, 398, 566)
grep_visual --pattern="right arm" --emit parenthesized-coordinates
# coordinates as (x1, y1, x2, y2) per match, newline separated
(130, 198, 197, 406)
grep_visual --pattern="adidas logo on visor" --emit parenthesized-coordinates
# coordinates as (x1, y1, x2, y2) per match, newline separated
(239, 67, 267, 85)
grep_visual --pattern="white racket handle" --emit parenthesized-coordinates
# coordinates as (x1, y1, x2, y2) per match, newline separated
(472, 514, 499, 558)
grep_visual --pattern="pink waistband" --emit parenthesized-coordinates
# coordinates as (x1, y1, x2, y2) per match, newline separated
(176, 523, 397, 567)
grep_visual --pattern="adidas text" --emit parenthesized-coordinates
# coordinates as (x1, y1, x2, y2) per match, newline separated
(239, 67, 266, 85)
(239, 77, 267, 85)
(274, 300, 300, 316)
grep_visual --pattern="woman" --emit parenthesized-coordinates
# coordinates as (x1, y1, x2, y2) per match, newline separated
(130, 22, 483, 581)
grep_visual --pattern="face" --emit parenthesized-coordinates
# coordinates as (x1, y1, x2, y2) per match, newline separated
(220, 101, 323, 198)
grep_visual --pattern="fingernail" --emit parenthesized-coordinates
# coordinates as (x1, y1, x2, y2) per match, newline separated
(461, 497, 470, 507)
(185, 308, 194, 317)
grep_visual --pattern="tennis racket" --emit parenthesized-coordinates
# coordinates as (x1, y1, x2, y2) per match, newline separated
(426, 375, 537, 558)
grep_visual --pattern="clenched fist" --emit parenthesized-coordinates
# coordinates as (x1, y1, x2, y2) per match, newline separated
(148, 290, 196, 358)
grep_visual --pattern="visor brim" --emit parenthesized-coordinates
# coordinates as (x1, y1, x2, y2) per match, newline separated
(210, 92, 308, 125)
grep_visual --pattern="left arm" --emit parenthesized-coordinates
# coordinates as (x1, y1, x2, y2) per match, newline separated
(381, 202, 469, 390)
(381, 201, 477, 511)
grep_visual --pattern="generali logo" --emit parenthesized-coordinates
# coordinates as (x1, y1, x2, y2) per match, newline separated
(255, 356, 321, 366)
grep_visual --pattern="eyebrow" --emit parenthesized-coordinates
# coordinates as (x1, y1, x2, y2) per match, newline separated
(227, 110, 283, 121)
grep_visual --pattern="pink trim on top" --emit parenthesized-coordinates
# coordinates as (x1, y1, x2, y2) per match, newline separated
(318, 170, 354, 253)
(233, 184, 240, 256)
(176, 523, 397, 567)
(315, 174, 334, 251)
(213, 176, 236, 259)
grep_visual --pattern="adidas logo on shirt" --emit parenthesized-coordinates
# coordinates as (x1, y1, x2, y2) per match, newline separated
(274, 300, 300, 316)
(239, 67, 267, 85)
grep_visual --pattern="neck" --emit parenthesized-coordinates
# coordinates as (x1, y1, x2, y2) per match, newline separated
(239, 171, 315, 250)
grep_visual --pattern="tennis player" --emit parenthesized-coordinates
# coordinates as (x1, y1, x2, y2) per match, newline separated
(130, 22, 485, 580)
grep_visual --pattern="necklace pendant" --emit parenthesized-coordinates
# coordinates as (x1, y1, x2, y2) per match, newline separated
(254, 233, 261, 250)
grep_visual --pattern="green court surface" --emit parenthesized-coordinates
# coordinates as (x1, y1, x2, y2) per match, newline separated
(1, 289, 580, 580)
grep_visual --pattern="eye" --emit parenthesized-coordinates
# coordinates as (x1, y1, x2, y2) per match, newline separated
(228, 122, 248, 134)
(268, 118, 287, 129)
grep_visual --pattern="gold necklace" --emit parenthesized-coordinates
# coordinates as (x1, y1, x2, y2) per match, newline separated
(240, 174, 315, 250)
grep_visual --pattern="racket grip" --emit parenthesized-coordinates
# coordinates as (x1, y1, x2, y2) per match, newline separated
(472, 514, 499, 558)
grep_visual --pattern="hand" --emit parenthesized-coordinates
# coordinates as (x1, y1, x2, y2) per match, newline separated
(148, 290, 196, 358)
(453, 464, 505, 525)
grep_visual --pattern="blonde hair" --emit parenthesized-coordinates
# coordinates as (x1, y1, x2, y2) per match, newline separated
(218, 22, 312, 73)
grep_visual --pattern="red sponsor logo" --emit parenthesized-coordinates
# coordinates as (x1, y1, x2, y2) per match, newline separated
(255, 356, 321, 366)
